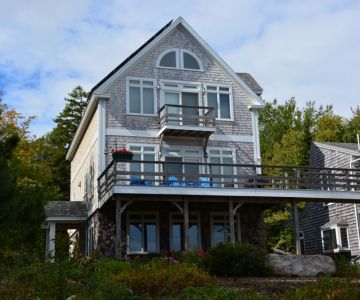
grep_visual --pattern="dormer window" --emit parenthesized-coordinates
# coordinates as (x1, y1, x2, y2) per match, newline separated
(157, 49, 203, 71)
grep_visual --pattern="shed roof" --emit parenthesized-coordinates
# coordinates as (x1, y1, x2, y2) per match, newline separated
(44, 201, 87, 221)
(236, 73, 263, 96)
(315, 142, 359, 155)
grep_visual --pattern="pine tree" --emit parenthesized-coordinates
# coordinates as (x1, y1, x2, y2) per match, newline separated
(45, 86, 88, 200)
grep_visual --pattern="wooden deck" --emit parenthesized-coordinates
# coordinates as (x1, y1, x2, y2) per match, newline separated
(97, 159, 360, 204)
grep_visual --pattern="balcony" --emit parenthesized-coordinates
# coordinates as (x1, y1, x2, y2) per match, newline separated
(158, 104, 216, 138)
(98, 159, 360, 204)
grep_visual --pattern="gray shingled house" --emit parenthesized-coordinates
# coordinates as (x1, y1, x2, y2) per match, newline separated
(42, 17, 360, 260)
(299, 142, 360, 257)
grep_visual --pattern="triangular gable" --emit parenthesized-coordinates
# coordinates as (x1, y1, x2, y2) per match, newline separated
(92, 17, 264, 106)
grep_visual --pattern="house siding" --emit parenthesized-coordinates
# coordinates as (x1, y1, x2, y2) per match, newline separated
(103, 25, 254, 137)
(300, 143, 360, 256)
(70, 106, 99, 211)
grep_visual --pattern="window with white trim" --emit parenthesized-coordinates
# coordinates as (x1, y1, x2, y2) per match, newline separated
(157, 49, 203, 71)
(206, 85, 232, 120)
(127, 78, 156, 115)
(208, 149, 235, 187)
(129, 145, 156, 185)
(321, 225, 349, 252)
(211, 213, 241, 246)
(84, 160, 95, 200)
(127, 212, 159, 253)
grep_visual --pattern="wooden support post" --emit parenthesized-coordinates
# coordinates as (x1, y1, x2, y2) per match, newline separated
(292, 200, 301, 255)
(48, 222, 56, 262)
(229, 198, 235, 243)
(115, 198, 122, 259)
(184, 198, 189, 252)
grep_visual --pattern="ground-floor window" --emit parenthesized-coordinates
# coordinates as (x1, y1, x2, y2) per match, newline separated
(170, 213, 200, 251)
(321, 225, 349, 252)
(127, 212, 158, 253)
(87, 225, 94, 256)
(211, 213, 240, 246)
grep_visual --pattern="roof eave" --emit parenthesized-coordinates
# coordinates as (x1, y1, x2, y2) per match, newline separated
(66, 94, 109, 161)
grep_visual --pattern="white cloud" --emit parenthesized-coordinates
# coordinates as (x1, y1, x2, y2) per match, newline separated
(0, 0, 359, 136)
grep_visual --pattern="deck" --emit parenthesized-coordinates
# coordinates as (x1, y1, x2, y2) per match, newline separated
(97, 159, 360, 206)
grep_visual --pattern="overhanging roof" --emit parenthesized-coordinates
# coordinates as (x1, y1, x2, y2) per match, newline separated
(44, 201, 87, 222)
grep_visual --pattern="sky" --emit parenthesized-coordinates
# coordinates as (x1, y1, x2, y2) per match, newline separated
(0, 0, 359, 137)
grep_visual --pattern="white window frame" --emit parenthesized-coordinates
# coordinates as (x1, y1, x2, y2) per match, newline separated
(126, 77, 156, 116)
(162, 146, 204, 175)
(126, 211, 160, 254)
(205, 84, 234, 121)
(160, 79, 202, 106)
(208, 147, 237, 186)
(321, 225, 350, 253)
(180, 49, 204, 71)
(169, 212, 201, 251)
(156, 49, 204, 71)
(126, 144, 158, 185)
(87, 220, 94, 256)
(210, 212, 241, 247)
(156, 48, 180, 69)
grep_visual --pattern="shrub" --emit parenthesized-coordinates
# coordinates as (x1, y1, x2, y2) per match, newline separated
(110, 258, 214, 298)
(334, 256, 360, 278)
(202, 242, 271, 277)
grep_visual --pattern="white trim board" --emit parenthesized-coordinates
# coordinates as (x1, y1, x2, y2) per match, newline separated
(106, 128, 253, 143)
(112, 186, 360, 202)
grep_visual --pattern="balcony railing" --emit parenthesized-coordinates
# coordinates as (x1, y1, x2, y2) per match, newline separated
(98, 159, 360, 200)
(158, 104, 216, 129)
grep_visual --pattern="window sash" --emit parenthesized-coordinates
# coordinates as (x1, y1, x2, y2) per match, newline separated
(127, 78, 155, 115)
(206, 86, 232, 120)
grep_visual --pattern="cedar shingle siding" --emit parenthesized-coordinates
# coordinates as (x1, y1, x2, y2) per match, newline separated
(300, 142, 360, 256)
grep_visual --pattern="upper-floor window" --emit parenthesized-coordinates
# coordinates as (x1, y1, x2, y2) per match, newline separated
(126, 78, 156, 115)
(156, 49, 203, 71)
(206, 85, 233, 120)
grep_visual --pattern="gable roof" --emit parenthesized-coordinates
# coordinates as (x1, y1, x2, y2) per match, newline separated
(67, 17, 265, 161)
(88, 20, 173, 99)
(314, 142, 360, 156)
(91, 17, 265, 104)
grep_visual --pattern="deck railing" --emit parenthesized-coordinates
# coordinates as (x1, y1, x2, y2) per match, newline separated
(158, 104, 216, 129)
(97, 159, 360, 200)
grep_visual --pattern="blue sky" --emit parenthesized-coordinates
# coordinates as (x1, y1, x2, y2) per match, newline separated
(1, 0, 359, 136)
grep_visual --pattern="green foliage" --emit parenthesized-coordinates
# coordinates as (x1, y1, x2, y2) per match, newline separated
(110, 258, 213, 298)
(175, 286, 240, 300)
(202, 242, 271, 277)
(0, 256, 212, 299)
(44, 86, 88, 199)
(334, 256, 360, 278)
(284, 276, 360, 300)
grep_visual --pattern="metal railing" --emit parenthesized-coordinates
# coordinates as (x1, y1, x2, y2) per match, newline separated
(158, 104, 216, 129)
(98, 159, 360, 200)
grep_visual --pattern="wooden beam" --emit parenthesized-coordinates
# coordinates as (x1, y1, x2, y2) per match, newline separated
(48, 222, 56, 262)
(183, 198, 189, 251)
(115, 198, 122, 259)
(292, 200, 301, 255)
(229, 198, 235, 243)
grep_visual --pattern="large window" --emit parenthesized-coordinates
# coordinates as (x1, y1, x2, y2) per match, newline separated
(127, 213, 158, 253)
(211, 213, 241, 246)
(170, 213, 200, 251)
(157, 49, 203, 71)
(127, 78, 156, 115)
(84, 160, 95, 200)
(160, 81, 201, 126)
(128, 145, 156, 185)
(208, 149, 235, 187)
(321, 225, 349, 252)
(206, 85, 232, 120)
